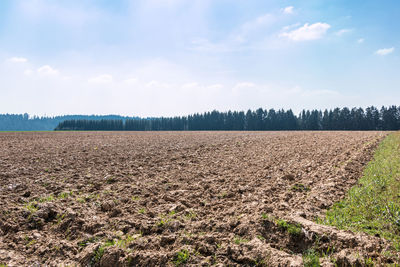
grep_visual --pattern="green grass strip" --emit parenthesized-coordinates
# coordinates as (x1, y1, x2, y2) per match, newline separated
(320, 132, 400, 249)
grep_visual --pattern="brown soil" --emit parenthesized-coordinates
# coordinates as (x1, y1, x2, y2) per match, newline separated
(0, 131, 395, 266)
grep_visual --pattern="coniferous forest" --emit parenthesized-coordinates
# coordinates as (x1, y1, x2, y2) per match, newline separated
(0, 114, 138, 131)
(54, 106, 400, 131)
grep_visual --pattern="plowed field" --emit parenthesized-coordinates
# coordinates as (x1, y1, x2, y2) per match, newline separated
(0, 131, 390, 266)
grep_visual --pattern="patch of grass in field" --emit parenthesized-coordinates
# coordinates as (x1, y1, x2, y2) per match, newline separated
(173, 249, 190, 266)
(276, 219, 302, 236)
(302, 249, 320, 267)
(319, 132, 400, 249)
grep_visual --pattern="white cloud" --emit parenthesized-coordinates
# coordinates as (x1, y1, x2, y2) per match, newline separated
(233, 82, 256, 89)
(282, 6, 294, 15)
(182, 82, 199, 89)
(207, 84, 223, 90)
(375, 47, 395, 56)
(280, 22, 331, 41)
(335, 29, 352, 36)
(37, 65, 59, 75)
(88, 74, 113, 83)
(357, 38, 364, 43)
(7, 57, 28, 63)
(282, 23, 301, 31)
(123, 78, 138, 84)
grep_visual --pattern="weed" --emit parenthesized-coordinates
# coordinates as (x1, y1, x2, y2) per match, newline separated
(131, 196, 140, 201)
(55, 213, 66, 225)
(76, 197, 86, 203)
(157, 217, 170, 227)
(303, 249, 320, 267)
(116, 234, 136, 249)
(92, 239, 116, 263)
(219, 192, 227, 198)
(234, 236, 250, 245)
(58, 191, 72, 199)
(26, 239, 37, 247)
(25, 201, 38, 213)
(364, 257, 374, 266)
(291, 183, 311, 192)
(184, 211, 197, 220)
(261, 213, 269, 220)
(38, 195, 54, 203)
(173, 249, 190, 266)
(77, 237, 98, 248)
(138, 208, 146, 214)
(93, 246, 105, 264)
(276, 219, 302, 236)
(169, 210, 176, 216)
(257, 235, 265, 241)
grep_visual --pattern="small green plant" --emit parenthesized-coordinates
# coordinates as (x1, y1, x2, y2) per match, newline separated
(291, 183, 311, 192)
(76, 197, 86, 203)
(184, 211, 197, 220)
(131, 196, 140, 201)
(276, 219, 302, 236)
(58, 191, 72, 199)
(138, 208, 146, 214)
(234, 236, 250, 245)
(77, 237, 98, 247)
(38, 195, 54, 203)
(92, 239, 116, 263)
(116, 234, 137, 249)
(169, 210, 176, 216)
(261, 213, 269, 220)
(93, 246, 105, 264)
(257, 235, 265, 241)
(26, 239, 37, 247)
(303, 249, 320, 267)
(173, 249, 190, 266)
(364, 257, 374, 266)
(25, 201, 38, 213)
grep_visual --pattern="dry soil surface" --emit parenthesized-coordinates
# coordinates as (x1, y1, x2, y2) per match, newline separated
(0, 131, 394, 266)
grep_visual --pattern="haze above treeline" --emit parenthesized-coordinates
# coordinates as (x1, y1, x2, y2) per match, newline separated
(1, 105, 400, 131)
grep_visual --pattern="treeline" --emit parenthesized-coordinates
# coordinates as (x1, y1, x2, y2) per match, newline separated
(55, 106, 400, 131)
(0, 114, 139, 131)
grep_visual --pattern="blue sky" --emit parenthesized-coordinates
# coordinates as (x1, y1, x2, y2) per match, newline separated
(0, 0, 399, 117)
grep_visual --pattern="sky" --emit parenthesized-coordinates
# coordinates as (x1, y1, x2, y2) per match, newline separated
(0, 0, 399, 117)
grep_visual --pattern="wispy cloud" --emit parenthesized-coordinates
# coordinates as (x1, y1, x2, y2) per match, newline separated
(88, 74, 113, 83)
(375, 47, 395, 56)
(335, 29, 352, 36)
(357, 38, 365, 43)
(7, 57, 28, 63)
(37, 65, 59, 75)
(280, 23, 331, 41)
(282, 6, 294, 15)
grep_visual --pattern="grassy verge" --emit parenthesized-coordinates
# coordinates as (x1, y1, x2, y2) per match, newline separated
(319, 132, 400, 248)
